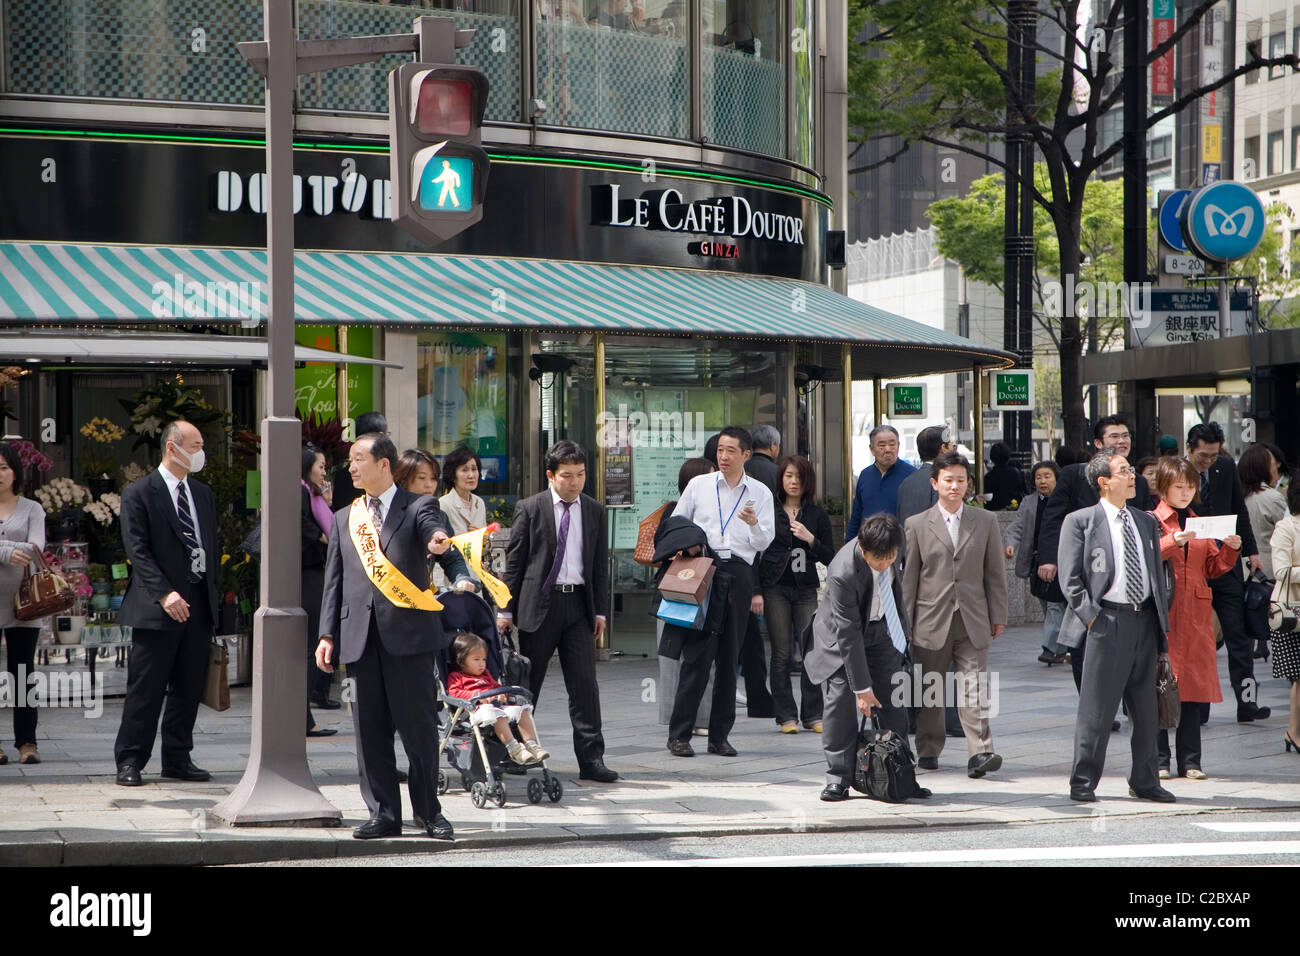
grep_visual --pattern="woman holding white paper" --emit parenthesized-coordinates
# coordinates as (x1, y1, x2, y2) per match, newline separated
(1151, 457, 1241, 780)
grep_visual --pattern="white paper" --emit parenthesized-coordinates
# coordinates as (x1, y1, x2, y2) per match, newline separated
(1184, 515, 1237, 540)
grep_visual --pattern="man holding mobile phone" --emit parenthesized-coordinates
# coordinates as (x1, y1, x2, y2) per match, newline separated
(667, 426, 775, 757)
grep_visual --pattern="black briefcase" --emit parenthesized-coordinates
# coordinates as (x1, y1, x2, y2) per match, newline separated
(853, 712, 921, 803)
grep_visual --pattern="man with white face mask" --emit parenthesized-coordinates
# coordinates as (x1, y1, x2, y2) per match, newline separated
(114, 419, 220, 786)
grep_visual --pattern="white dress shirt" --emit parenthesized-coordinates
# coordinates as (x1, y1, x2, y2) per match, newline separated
(673, 470, 776, 565)
(157, 465, 197, 520)
(364, 482, 399, 528)
(940, 502, 963, 549)
(1099, 498, 1150, 604)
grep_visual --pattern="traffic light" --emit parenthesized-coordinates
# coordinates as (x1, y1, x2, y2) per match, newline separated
(388, 61, 490, 244)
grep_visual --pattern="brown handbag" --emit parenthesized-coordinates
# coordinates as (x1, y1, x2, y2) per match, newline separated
(633, 503, 671, 566)
(201, 640, 230, 712)
(14, 549, 75, 622)
(657, 555, 715, 605)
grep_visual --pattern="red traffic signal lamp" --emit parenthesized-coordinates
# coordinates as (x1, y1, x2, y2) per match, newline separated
(389, 62, 490, 244)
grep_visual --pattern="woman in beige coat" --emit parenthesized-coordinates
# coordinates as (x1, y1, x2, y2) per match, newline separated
(1267, 478, 1300, 755)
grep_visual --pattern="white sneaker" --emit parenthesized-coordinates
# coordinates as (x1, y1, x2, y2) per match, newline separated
(507, 741, 531, 765)
(525, 740, 550, 762)
(735, 690, 747, 706)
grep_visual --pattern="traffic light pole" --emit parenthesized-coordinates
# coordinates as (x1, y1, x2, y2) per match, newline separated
(218, 10, 474, 827)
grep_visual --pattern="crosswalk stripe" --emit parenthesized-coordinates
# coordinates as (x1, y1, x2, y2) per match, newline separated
(1194, 822, 1300, 833)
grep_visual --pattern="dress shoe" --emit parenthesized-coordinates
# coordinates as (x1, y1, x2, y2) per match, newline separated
(820, 783, 850, 802)
(353, 817, 401, 839)
(425, 813, 455, 841)
(912, 786, 932, 798)
(1051, 654, 1069, 664)
(917, 756, 939, 771)
(160, 761, 211, 782)
(802, 720, 823, 733)
(1285, 733, 1299, 754)
(116, 764, 143, 787)
(312, 697, 342, 710)
(1237, 704, 1271, 722)
(1037, 650, 1058, 664)
(578, 761, 619, 782)
(1129, 785, 1177, 803)
(667, 738, 695, 757)
(306, 726, 338, 738)
(18, 743, 40, 764)
(397, 769, 409, 783)
(1111, 720, 1121, 732)
(780, 721, 799, 734)
(967, 752, 1002, 778)
(706, 740, 738, 757)
(1069, 787, 1096, 802)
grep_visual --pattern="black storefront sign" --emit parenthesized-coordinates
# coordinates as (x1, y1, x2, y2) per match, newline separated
(0, 130, 825, 281)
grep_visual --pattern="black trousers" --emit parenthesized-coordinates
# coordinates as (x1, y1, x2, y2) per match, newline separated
(114, 590, 212, 771)
(304, 563, 328, 733)
(1209, 571, 1258, 709)
(669, 558, 754, 744)
(1158, 700, 1204, 774)
(349, 621, 441, 826)
(2, 626, 40, 748)
(741, 612, 775, 718)
(519, 588, 605, 766)
(821, 621, 909, 786)
(1069, 603, 1160, 793)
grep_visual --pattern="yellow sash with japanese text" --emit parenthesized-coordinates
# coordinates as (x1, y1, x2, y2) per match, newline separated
(449, 523, 512, 608)
(348, 498, 443, 611)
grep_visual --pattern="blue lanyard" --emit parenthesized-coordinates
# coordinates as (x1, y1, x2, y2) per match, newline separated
(716, 479, 747, 543)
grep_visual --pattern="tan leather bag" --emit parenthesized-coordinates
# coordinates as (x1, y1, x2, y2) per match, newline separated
(14, 550, 75, 622)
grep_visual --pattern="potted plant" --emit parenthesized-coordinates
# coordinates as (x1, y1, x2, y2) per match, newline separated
(78, 416, 126, 492)
(32, 477, 91, 542)
(87, 563, 112, 613)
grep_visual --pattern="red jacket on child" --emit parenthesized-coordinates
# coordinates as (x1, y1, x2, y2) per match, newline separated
(447, 670, 501, 701)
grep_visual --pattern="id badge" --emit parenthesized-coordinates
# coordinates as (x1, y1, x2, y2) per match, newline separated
(716, 548, 732, 561)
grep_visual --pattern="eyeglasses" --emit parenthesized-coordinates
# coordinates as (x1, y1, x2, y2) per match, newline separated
(1109, 466, 1136, 476)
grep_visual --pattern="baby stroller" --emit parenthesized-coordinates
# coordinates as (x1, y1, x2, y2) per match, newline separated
(435, 589, 564, 809)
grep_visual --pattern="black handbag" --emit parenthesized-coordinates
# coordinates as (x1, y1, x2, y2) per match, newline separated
(1028, 565, 1064, 603)
(499, 627, 531, 689)
(853, 712, 922, 803)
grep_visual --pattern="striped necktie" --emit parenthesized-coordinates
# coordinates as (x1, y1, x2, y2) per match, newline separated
(176, 481, 203, 581)
(1119, 509, 1143, 604)
(368, 495, 384, 532)
(877, 569, 907, 654)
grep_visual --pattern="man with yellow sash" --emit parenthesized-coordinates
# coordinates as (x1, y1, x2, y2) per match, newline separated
(316, 433, 464, 841)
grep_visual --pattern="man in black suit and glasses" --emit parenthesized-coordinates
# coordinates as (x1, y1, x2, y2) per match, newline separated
(1186, 421, 1270, 722)
(114, 420, 220, 787)
(496, 440, 617, 783)
(315, 433, 456, 841)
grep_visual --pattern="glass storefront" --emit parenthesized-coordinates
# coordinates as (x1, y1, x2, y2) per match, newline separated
(701, 0, 785, 156)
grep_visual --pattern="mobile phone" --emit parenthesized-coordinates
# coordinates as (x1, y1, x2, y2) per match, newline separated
(743, 498, 756, 510)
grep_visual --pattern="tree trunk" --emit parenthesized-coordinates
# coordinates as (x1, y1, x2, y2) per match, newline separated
(1057, 227, 1087, 451)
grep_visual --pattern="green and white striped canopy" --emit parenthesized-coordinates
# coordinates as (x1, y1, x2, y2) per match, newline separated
(0, 242, 1012, 375)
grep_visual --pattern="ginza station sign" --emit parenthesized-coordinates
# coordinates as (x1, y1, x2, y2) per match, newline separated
(591, 184, 807, 246)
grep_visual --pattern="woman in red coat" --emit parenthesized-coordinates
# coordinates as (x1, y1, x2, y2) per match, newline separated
(1152, 457, 1242, 780)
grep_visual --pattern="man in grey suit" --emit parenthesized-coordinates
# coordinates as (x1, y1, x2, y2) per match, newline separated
(1059, 450, 1174, 803)
(896, 424, 953, 528)
(804, 513, 929, 802)
(902, 452, 1009, 778)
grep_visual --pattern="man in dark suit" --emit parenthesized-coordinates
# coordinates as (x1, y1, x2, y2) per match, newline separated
(496, 440, 617, 782)
(805, 513, 929, 802)
(744, 425, 781, 495)
(1036, 415, 1154, 689)
(1186, 422, 1269, 722)
(114, 420, 220, 787)
(896, 424, 953, 528)
(330, 411, 387, 512)
(1059, 450, 1174, 803)
(315, 433, 456, 841)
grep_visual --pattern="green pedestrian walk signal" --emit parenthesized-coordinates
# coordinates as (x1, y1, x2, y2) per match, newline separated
(388, 62, 490, 244)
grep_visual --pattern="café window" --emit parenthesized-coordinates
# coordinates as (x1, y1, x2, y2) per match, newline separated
(415, 330, 509, 484)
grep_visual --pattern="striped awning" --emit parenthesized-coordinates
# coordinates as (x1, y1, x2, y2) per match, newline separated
(0, 242, 1014, 375)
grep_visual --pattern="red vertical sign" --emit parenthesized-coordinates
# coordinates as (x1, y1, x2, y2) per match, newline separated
(1152, 17, 1175, 95)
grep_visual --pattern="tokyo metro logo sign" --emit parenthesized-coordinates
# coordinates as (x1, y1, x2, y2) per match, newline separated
(1181, 181, 1265, 262)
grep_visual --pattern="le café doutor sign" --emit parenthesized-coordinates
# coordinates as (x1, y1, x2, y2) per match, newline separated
(590, 184, 806, 256)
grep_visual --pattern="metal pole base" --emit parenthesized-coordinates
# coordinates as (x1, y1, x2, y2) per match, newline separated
(212, 606, 342, 826)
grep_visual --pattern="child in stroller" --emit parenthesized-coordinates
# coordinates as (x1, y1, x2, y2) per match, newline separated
(447, 631, 549, 766)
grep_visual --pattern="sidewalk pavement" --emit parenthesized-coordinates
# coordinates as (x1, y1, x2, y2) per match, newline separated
(1, 625, 1297, 866)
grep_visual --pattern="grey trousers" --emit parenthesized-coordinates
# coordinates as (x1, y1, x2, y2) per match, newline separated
(1069, 603, 1161, 794)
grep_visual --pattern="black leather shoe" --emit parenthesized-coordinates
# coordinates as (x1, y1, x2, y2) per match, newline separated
(397, 769, 408, 783)
(967, 752, 1002, 778)
(1111, 719, 1122, 732)
(578, 761, 619, 782)
(1129, 785, 1177, 803)
(425, 813, 454, 841)
(917, 756, 938, 771)
(312, 697, 342, 710)
(912, 786, 932, 798)
(1069, 787, 1096, 802)
(706, 740, 738, 757)
(1238, 704, 1271, 722)
(820, 783, 850, 802)
(307, 727, 338, 737)
(353, 817, 401, 839)
(667, 738, 695, 757)
(160, 761, 211, 782)
(116, 764, 143, 787)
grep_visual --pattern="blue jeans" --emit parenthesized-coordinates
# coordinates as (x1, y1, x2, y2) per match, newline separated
(1040, 598, 1066, 655)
